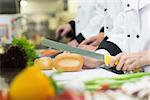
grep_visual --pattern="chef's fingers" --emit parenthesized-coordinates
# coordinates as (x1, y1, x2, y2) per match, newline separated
(78, 45, 89, 50)
(80, 37, 95, 45)
(56, 27, 68, 38)
(109, 57, 116, 67)
(56, 27, 63, 38)
(116, 53, 127, 70)
(122, 58, 134, 71)
(127, 60, 141, 71)
(61, 29, 68, 36)
(83, 56, 104, 69)
(90, 34, 105, 46)
(127, 63, 137, 71)
(110, 53, 122, 67)
(90, 40, 100, 46)
(79, 44, 95, 51)
(80, 41, 86, 45)
(68, 40, 79, 47)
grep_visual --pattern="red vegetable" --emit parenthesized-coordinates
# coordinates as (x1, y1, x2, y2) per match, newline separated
(101, 83, 109, 90)
(40, 49, 58, 56)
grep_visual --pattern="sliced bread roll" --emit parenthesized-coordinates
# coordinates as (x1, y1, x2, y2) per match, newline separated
(53, 53, 84, 72)
(34, 57, 53, 70)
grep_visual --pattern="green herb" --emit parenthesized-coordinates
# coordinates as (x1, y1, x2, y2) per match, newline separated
(12, 37, 38, 66)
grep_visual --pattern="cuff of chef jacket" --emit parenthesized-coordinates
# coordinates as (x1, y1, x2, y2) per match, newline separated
(100, 27, 104, 33)
(75, 33, 85, 44)
(66, 31, 76, 40)
(100, 26, 109, 40)
(97, 40, 122, 56)
(96, 40, 124, 74)
(68, 20, 76, 33)
(78, 26, 106, 42)
(67, 20, 76, 39)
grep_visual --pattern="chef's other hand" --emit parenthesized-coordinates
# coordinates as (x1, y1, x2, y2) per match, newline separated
(68, 39, 79, 47)
(83, 56, 104, 69)
(78, 44, 98, 51)
(56, 24, 72, 38)
(109, 51, 150, 71)
(80, 32, 104, 46)
(79, 44, 102, 68)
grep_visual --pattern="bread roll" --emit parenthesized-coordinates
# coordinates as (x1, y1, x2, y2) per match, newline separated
(53, 53, 83, 72)
(34, 57, 53, 70)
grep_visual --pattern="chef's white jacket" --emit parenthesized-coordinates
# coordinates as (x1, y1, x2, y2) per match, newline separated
(105, 0, 150, 72)
(75, 0, 122, 39)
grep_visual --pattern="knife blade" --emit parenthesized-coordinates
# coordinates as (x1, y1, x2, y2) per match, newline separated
(41, 38, 104, 60)
(41, 38, 117, 65)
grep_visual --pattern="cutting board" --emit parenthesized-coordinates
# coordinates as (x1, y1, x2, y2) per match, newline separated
(42, 67, 118, 82)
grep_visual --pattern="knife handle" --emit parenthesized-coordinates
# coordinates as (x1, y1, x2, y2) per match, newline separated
(104, 55, 118, 66)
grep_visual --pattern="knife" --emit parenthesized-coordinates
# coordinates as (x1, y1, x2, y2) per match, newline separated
(41, 38, 118, 66)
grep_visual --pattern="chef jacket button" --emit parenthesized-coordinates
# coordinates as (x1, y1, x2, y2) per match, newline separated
(106, 26, 109, 29)
(127, 34, 130, 37)
(136, 35, 140, 38)
(104, 8, 107, 12)
(127, 4, 130, 7)
(77, 20, 80, 23)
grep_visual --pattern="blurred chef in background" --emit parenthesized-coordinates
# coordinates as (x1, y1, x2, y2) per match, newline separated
(56, 0, 122, 47)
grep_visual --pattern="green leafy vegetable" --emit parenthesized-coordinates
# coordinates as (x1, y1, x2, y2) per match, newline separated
(12, 37, 38, 66)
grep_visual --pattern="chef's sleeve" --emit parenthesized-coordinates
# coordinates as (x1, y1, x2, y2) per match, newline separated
(80, 0, 105, 39)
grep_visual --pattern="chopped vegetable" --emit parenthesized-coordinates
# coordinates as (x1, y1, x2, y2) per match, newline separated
(40, 49, 58, 56)
(85, 72, 150, 91)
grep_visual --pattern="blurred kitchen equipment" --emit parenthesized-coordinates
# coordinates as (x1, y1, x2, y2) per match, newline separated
(0, 0, 20, 14)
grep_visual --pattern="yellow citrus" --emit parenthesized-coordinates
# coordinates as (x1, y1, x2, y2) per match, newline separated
(9, 66, 56, 100)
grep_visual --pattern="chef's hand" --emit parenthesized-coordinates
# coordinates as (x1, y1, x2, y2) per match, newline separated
(55, 24, 72, 38)
(78, 44, 98, 51)
(80, 32, 104, 46)
(110, 51, 150, 71)
(68, 39, 79, 47)
(78, 44, 103, 68)
(83, 56, 104, 69)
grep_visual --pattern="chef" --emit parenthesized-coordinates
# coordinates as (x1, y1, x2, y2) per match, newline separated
(107, 0, 150, 72)
(82, 0, 150, 72)
(56, 0, 122, 47)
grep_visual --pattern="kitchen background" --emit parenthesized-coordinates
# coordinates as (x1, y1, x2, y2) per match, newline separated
(0, 0, 77, 47)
